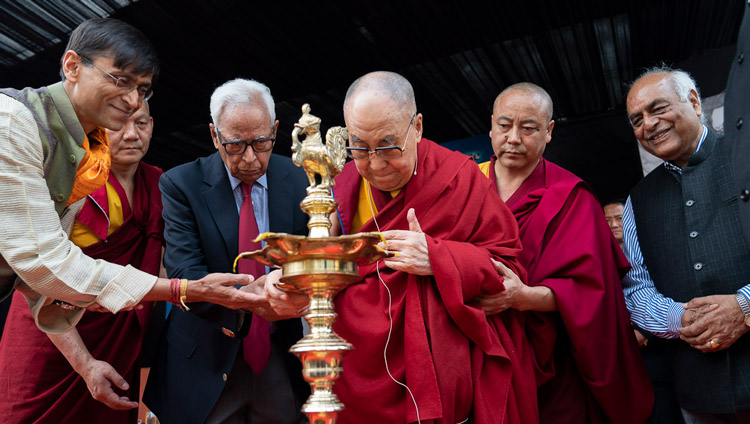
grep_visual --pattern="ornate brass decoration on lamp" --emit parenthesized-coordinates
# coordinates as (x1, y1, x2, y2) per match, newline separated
(235, 104, 386, 424)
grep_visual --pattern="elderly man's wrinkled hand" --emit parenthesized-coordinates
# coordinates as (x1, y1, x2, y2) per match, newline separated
(78, 358, 138, 410)
(381, 208, 433, 276)
(679, 294, 750, 353)
(262, 269, 309, 319)
(680, 302, 719, 327)
(236, 274, 306, 321)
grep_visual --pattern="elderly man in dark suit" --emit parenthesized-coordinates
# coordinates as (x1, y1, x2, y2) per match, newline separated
(144, 78, 309, 423)
(622, 67, 750, 422)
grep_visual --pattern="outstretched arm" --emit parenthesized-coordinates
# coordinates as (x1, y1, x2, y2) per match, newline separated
(0, 98, 157, 330)
(0, 99, 262, 333)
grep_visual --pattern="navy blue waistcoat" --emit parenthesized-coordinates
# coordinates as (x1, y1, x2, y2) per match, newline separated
(631, 130, 750, 413)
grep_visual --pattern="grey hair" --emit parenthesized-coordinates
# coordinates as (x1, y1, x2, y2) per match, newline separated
(494, 82, 553, 122)
(629, 65, 705, 123)
(343, 71, 416, 118)
(210, 78, 275, 128)
(634, 65, 702, 103)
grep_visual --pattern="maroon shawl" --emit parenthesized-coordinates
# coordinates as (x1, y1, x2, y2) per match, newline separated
(332, 139, 538, 424)
(489, 157, 653, 423)
(0, 162, 164, 424)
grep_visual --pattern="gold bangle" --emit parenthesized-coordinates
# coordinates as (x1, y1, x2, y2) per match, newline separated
(179, 278, 190, 311)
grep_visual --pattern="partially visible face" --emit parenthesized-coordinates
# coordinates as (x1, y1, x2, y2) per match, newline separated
(344, 93, 422, 192)
(107, 102, 152, 167)
(210, 102, 277, 185)
(626, 73, 703, 167)
(490, 90, 554, 174)
(63, 51, 153, 133)
(603, 203, 624, 243)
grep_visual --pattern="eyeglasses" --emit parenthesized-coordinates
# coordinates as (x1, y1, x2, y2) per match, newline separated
(78, 54, 154, 101)
(346, 112, 417, 161)
(215, 127, 275, 155)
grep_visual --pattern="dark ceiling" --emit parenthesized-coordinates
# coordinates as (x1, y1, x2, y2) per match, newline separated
(0, 0, 744, 203)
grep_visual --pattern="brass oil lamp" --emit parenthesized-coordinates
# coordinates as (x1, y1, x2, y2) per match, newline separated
(235, 104, 386, 424)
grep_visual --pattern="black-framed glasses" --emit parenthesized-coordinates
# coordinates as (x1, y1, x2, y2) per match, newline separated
(215, 127, 275, 155)
(78, 54, 154, 101)
(346, 112, 417, 161)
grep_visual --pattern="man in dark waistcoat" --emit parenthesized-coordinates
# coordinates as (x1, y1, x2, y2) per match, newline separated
(622, 67, 750, 422)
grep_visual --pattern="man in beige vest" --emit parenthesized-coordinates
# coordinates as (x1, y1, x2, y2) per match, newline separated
(0, 18, 267, 335)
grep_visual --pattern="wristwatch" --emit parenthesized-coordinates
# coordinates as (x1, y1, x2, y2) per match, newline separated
(736, 292, 750, 328)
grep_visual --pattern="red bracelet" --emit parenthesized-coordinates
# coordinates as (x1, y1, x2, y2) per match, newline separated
(170, 278, 182, 309)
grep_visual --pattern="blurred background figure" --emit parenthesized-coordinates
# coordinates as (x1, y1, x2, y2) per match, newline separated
(603, 199, 625, 249)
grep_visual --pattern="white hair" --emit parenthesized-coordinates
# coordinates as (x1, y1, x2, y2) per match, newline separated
(209, 78, 275, 128)
(639, 65, 701, 103)
(630, 65, 705, 124)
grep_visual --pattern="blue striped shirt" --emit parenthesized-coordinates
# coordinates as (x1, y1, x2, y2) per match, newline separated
(621, 125, 750, 337)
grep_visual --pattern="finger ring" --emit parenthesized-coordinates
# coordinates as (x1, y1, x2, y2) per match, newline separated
(709, 339, 720, 349)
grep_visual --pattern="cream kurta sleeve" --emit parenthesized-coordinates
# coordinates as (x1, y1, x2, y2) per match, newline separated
(0, 94, 157, 333)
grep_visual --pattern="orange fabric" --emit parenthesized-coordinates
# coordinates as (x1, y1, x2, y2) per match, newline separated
(67, 127, 111, 206)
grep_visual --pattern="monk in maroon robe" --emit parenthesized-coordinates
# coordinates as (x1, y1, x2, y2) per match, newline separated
(478, 83, 653, 423)
(0, 103, 163, 423)
(266, 72, 538, 423)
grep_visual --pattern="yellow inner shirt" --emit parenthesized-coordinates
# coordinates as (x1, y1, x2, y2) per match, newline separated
(351, 178, 400, 233)
(477, 160, 491, 178)
(70, 182, 125, 248)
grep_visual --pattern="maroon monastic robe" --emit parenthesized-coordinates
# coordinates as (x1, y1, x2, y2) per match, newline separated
(0, 162, 164, 424)
(332, 139, 538, 424)
(488, 156, 653, 423)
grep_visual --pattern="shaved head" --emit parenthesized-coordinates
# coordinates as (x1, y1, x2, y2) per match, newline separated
(344, 71, 416, 121)
(494, 82, 553, 123)
(342, 71, 423, 191)
(490, 82, 555, 178)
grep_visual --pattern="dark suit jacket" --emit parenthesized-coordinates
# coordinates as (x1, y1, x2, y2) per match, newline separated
(143, 152, 309, 423)
(727, 2, 750, 246)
